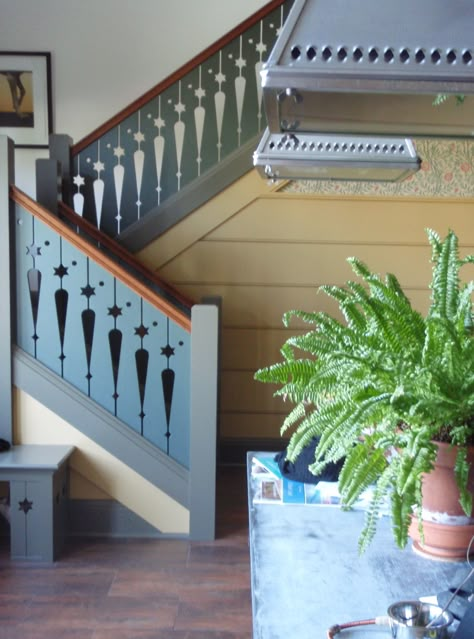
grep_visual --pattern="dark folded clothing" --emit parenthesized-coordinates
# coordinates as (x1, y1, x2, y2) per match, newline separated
(275, 437, 344, 484)
(0, 438, 10, 453)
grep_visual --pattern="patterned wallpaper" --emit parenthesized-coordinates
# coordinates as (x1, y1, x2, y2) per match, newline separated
(282, 139, 474, 198)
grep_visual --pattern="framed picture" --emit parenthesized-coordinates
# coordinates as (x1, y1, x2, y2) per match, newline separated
(0, 51, 52, 148)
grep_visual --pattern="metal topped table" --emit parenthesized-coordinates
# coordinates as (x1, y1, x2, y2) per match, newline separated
(247, 453, 464, 639)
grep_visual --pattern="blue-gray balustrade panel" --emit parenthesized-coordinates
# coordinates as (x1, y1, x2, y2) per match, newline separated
(15, 204, 190, 467)
(72, 3, 290, 235)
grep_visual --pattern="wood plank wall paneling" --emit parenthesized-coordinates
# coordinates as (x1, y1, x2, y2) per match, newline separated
(220, 413, 290, 440)
(160, 241, 436, 287)
(207, 195, 474, 244)
(168, 283, 432, 326)
(153, 186, 474, 445)
(221, 327, 301, 370)
(137, 171, 285, 270)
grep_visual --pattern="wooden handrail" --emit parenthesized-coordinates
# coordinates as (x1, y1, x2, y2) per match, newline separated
(57, 199, 194, 310)
(72, 0, 286, 155)
(10, 185, 193, 332)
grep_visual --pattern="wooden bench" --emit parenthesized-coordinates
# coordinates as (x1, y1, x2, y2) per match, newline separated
(0, 444, 74, 562)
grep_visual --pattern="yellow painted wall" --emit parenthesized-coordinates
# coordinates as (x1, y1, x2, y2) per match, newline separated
(14, 388, 189, 534)
(139, 138, 474, 445)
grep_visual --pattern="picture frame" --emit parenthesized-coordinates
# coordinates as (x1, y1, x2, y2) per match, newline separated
(0, 51, 52, 148)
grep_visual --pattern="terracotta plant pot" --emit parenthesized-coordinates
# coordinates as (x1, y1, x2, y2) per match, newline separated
(408, 442, 474, 561)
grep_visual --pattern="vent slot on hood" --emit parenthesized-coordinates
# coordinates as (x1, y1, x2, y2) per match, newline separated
(289, 44, 473, 68)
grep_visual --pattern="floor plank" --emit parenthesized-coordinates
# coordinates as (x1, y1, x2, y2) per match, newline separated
(0, 466, 251, 639)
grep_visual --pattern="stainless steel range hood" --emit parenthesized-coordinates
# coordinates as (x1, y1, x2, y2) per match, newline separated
(254, 0, 474, 182)
(254, 129, 421, 182)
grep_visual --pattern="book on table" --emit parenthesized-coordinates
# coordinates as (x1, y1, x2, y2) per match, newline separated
(251, 451, 384, 512)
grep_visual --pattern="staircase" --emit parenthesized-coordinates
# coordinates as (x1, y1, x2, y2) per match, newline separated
(2, 143, 218, 540)
(0, 0, 292, 542)
(70, 0, 291, 248)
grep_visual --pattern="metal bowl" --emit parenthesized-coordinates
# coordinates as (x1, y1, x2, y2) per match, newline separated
(387, 600, 453, 638)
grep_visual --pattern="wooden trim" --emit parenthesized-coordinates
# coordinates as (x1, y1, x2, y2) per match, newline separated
(72, 0, 286, 155)
(10, 186, 192, 331)
(56, 199, 194, 311)
(260, 191, 474, 204)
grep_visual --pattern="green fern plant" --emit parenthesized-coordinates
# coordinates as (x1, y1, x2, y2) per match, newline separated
(255, 228, 474, 552)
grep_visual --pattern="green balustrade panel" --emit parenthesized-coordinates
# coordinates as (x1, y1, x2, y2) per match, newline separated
(72, 2, 292, 236)
(15, 203, 191, 467)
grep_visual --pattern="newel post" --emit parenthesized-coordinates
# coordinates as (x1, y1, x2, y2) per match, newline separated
(0, 135, 15, 443)
(49, 134, 73, 207)
(36, 134, 74, 214)
(35, 158, 61, 215)
(189, 303, 220, 540)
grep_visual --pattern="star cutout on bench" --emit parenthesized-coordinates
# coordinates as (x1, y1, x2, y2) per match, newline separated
(18, 498, 33, 514)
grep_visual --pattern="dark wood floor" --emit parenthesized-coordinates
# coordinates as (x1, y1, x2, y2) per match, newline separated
(0, 465, 252, 639)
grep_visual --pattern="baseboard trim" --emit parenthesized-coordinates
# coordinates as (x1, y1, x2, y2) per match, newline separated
(219, 437, 289, 466)
(0, 498, 187, 541)
(67, 499, 187, 539)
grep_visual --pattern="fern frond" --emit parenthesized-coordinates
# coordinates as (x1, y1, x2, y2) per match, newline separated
(254, 358, 316, 386)
(283, 309, 320, 328)
(280, 402, 307, 435)
(391, 483, 418, 549)
(432, 94, 449, 106)
(428, 228, 460, 321)
(395, 440, 436, 496)
(357, 462, 395, 554)
(338, 441, 388, 506)
(433, 94, 465, 106)
(454, 447, 473, 516)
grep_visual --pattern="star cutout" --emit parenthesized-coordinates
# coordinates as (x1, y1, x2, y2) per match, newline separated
(113, 146, 125, 159)
(107, 304, 122, 318)
(256, 42, 267, 55)
(81, 284, 96, 298)
(73, 174, 85, 187)
(54, 264, 69, 278)
(93, 160, 105, 174)
(154, 116, 165, 129)
(174, 102, 186, 115)
(134, 131, 145, 144)
(134, 324, 149, 339)
(26, 242, 41, 258)
(235, 56, 246, 71)
(215, 71, 226, 85)
(161, 344, 175, 359)
(194, 87, 206, 100)
(18, 498, 33, 514)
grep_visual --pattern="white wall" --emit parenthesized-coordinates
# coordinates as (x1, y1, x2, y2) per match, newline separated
(0, 0, 269, 194)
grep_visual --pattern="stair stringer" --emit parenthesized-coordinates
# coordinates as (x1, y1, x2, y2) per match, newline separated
(13, 347, 189, 533)
(119, 136, 261, 253)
